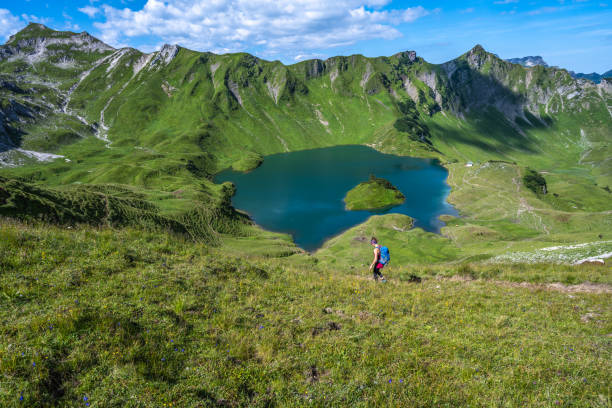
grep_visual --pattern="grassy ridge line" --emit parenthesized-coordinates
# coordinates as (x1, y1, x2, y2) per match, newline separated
(0, 176, 250, 244)
(0, 219, 610, 406)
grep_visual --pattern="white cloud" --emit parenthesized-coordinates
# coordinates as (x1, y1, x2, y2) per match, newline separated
(78, 6, 100, 18)
(93, 0, 433, 56)
(494, 0, 519, 4)
(294, 52, 326, 61)
(528, 6, 560, 15)
(0, 9, 25, 41)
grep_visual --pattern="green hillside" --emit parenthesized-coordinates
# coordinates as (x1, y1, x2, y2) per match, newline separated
(1, 219, 610, 406)
(344, 176, 405, 211)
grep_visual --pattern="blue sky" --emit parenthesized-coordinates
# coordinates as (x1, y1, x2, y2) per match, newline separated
(1, 0, 611, 73)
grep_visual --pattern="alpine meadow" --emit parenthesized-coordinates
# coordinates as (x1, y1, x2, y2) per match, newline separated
(0, 22, 611, 407)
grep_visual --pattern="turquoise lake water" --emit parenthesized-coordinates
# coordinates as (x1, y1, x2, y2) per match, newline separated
(215, 145, 458, 251)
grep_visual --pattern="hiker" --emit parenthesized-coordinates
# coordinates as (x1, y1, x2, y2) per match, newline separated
(369, 237, 388, 282)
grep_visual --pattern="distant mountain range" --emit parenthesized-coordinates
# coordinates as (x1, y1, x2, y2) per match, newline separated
(506, 56, 611, 84)
(506, 56, 549, 68)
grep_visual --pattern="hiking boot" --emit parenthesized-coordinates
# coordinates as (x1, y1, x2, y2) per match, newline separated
(380, 277, 387, 283)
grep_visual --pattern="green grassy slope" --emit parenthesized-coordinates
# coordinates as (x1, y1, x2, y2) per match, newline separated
(344, 176, 405, 210)
(1, 219, 610, 407)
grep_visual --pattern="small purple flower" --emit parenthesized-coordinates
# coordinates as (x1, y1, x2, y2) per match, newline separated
(32, 362, 36, 367)
(388, 379, 392, 383)
(399, 379, 403, 383)
(21, 352, 24, 356)
(259, 325, 264, 329)
(86, 403, 90, 407)
(174, 348, 178, 351)
(83, 396, 88, 401)
(569, 348, 574, 351)
(170, 339, 174, 343)
(161, 357, 165, 361)
(181, 348, 184, 352)
(19, 394, 23, 401)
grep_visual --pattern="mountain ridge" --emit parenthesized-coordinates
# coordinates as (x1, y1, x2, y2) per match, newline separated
(505, 53, 611, 84)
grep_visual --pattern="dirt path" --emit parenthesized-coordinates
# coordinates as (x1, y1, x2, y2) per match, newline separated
(512, 171, 550, 234)
(348, 273, 611, 294)
(446, 275, 612, 294)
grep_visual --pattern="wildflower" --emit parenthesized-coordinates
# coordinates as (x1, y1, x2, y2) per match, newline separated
(161, 358, 165, 361)
(32, 362, 36, 367)
(388, 379, 392, 383)
(181, 348, 184, 352)
(83, 396, 88, 401)
(174, 348, 178, 352)
(259, 325, 264, 329)
(19, 394, 23, 401)
(399, 379, 403, 383)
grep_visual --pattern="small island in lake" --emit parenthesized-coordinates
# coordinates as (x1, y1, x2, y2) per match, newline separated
(344, 175, 406, 211)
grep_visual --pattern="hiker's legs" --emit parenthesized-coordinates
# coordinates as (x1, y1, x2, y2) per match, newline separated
(373, 265, 384, 281)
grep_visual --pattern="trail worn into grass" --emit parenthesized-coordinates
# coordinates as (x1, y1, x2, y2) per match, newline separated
(445, 275, 612, 294)
(351, 273, 612, 294)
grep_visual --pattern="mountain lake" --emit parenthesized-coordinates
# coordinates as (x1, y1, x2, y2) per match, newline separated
(215, 145, 458, 251)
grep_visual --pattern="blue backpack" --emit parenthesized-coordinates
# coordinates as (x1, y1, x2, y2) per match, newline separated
(379, 246, 390, 265)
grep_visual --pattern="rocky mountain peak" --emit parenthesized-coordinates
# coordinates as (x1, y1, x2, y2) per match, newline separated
(1, 25, 114, 65)
(393, 50, 417, 63)
(148, 44, 180, 68)
(465, 44, 491, 69)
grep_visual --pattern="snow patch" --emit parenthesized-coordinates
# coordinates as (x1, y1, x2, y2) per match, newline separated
(0, 148, 64, 167)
